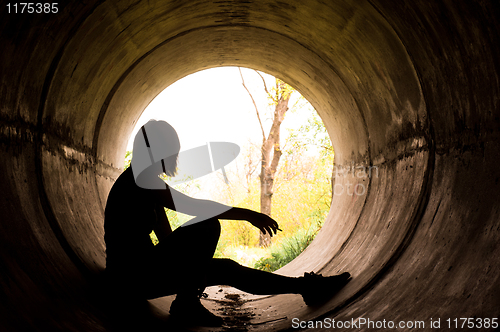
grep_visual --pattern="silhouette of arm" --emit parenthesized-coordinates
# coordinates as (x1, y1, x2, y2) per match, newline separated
(157, 185, 280, 236)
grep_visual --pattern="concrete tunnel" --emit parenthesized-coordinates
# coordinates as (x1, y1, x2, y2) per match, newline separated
(1, 1, 499, 330)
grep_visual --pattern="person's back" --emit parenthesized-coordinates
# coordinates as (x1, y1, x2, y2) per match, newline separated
(104, 168, 156, 272)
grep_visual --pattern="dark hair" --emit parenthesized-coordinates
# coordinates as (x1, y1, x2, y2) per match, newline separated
(131, 120, 181, 182)
(162, 154, 179, 177)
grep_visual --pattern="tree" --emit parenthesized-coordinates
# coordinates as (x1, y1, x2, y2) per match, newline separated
(289, 111, 335, 202)
(239, 68, 294, 247)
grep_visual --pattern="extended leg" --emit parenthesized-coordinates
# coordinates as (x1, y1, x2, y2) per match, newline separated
(205, 258, 304, 295)
(205, 258, 351, 306)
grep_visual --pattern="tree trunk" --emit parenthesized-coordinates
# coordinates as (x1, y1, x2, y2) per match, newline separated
(258, 80, 290, 247)
(259, 140, 273, 246)
(238, 69, 292, 247)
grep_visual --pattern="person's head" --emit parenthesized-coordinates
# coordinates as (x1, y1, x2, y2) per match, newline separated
(131, 120, 180, 188)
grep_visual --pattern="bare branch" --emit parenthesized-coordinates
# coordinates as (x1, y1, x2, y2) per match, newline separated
(246, 144, 260, 179)
(239, 67, 266, 140)
(253, 70, 277, 103)
(248, 160, 259, 177)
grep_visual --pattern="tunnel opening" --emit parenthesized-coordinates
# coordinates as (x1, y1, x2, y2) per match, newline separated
(123, 66, 335, 271)
(2, 1, 499, 331)
(88, 7, 428, 325)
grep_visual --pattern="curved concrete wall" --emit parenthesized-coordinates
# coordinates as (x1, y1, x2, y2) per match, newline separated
(1, 1, 498, 330)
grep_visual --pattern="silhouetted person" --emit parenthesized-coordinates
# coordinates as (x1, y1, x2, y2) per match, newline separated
(104, 120, 350, 326)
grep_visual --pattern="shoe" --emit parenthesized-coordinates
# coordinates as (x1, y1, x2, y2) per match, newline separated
(169, 293, 224, 327)
(300, 271, 351, 306)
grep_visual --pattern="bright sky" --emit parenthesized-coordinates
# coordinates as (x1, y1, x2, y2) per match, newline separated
(127, 66, 316, 152)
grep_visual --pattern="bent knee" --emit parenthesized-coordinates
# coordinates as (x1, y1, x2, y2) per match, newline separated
(205, 217, 221, 228)
(201, 217, 220, 233)
(188, 217, 220, 236)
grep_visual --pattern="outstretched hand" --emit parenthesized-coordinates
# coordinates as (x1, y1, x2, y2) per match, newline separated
(248, 212, 281, 237)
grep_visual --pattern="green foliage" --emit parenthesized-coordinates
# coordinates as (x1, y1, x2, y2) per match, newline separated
(268, 78, 295, 105)
(213, 237, 231, 258)
(149, 231, 159, 245)
(289, 112, 333, 159)
(207, 142, 332, 269)
(165, 208, 191, 231)
(254, 224, 321, 272)
(124, 150, 133, 170)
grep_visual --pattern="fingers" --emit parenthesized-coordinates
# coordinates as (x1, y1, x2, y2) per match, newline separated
(262, 223, 280, 237)
(261, 226, 271, 236)
(253, 214, 281, 237)
(266, 217, 281, 236)
(261, 226, 282, 236)
(271, 221, 280, 234)
(260, 225, 274, 237)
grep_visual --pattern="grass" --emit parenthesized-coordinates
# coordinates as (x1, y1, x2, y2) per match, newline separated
(253, 226, 320, 272)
